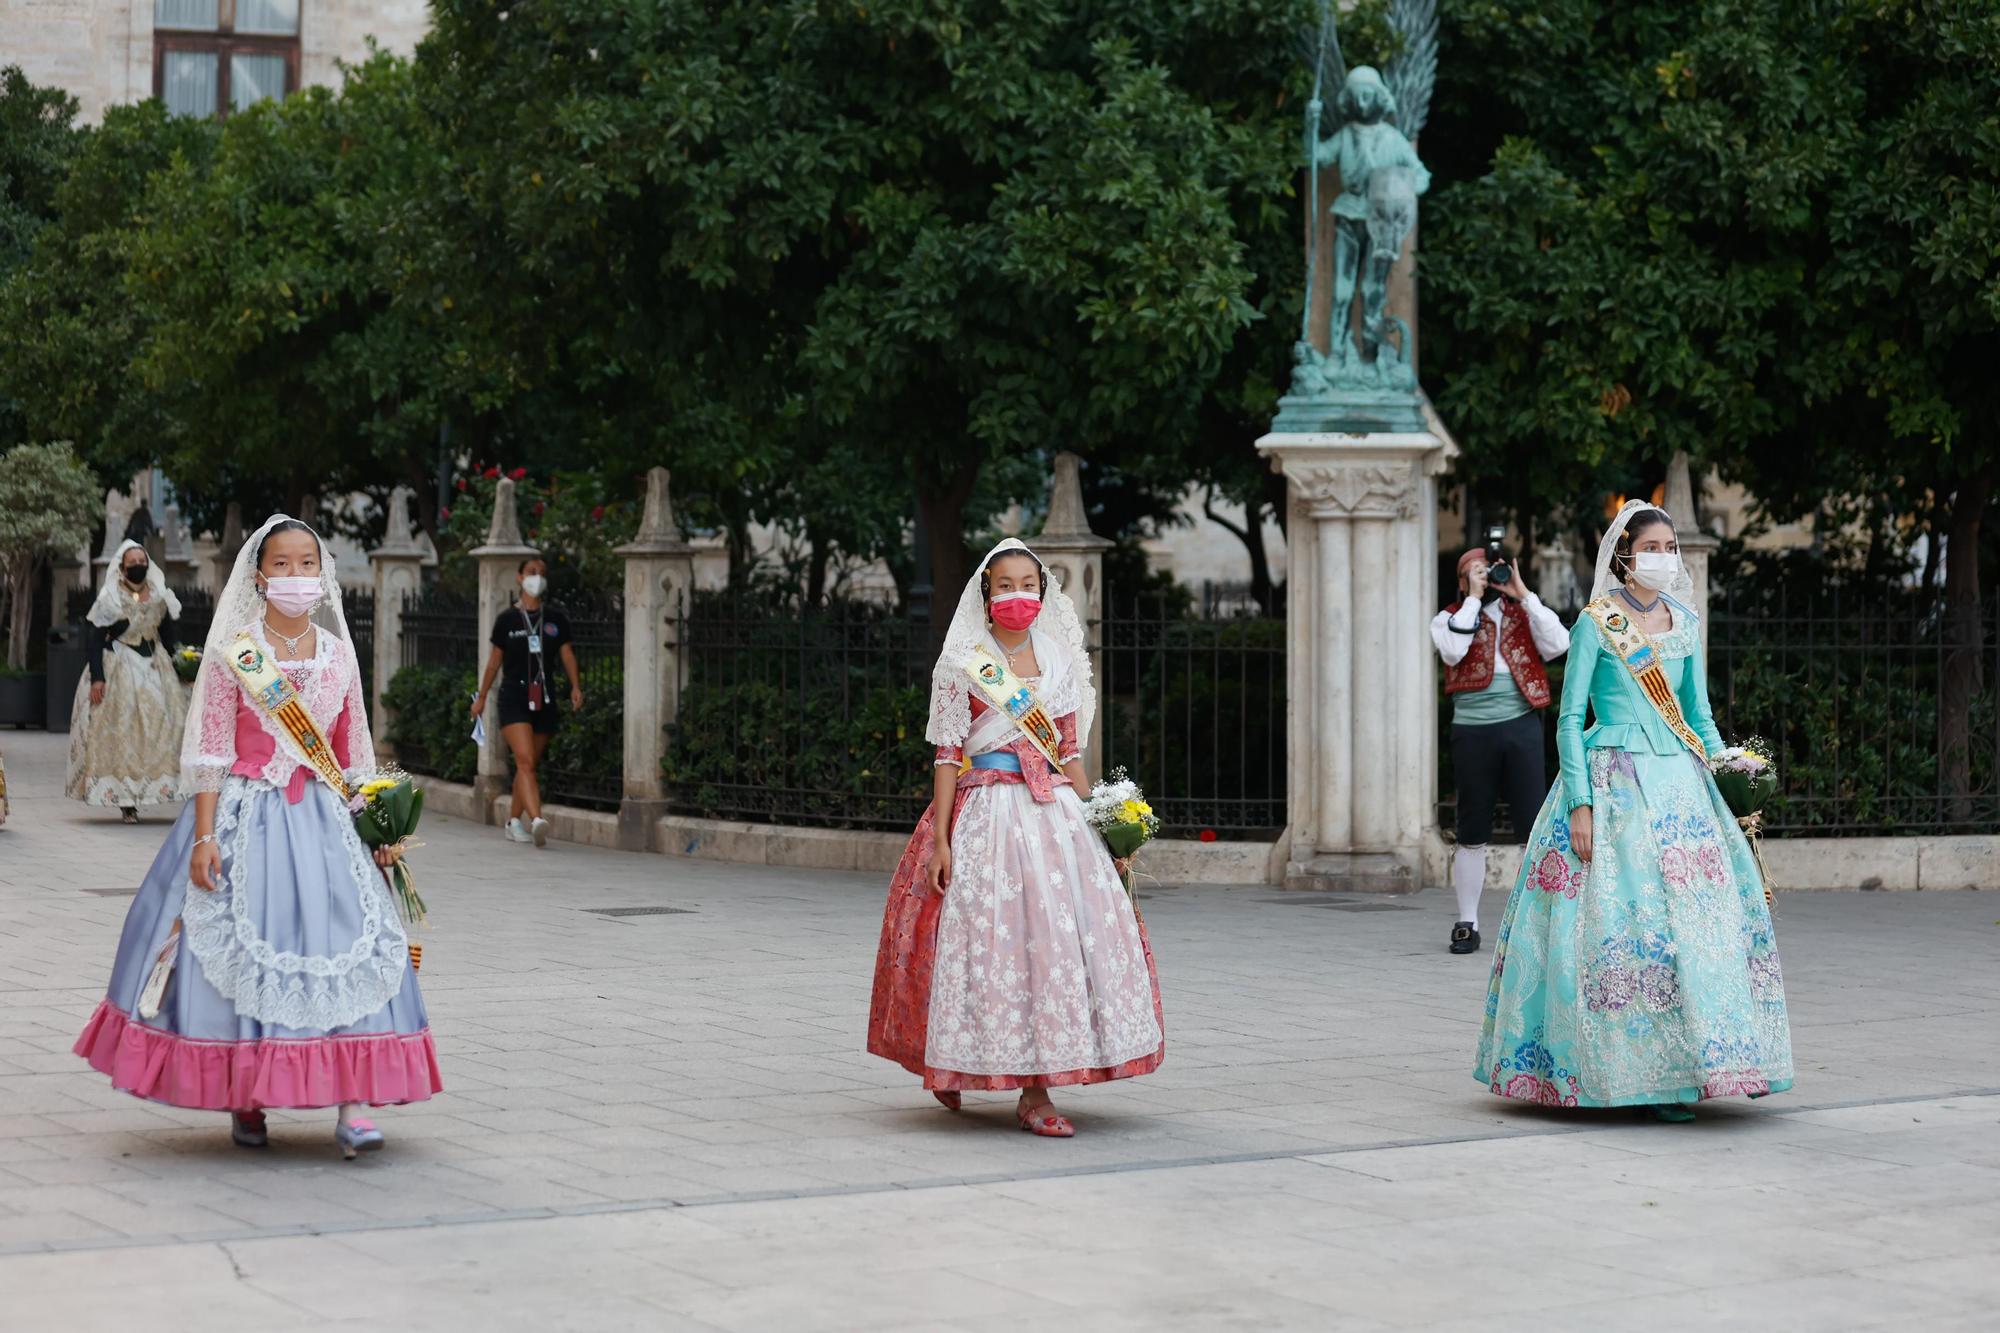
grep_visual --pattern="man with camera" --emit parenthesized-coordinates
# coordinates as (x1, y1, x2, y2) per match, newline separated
(1431, 534, 1570, 955)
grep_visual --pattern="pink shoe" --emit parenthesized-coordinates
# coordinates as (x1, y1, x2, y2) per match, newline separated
(931, 1090, 962, 1111)
(1016, 1100, 1075, 1138)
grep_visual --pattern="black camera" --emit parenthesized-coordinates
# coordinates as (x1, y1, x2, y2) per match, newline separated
(1483, 526, 1514, 588)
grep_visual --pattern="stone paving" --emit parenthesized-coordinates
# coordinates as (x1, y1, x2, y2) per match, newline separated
(1, 728, 1997, 1330)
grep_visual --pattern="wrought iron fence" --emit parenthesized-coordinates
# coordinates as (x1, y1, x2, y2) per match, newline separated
(1099, 596, 1288, 837)
(537, 594, 625, 812)
(1710, 585, 1999, 835)
(1433, 586, 2000, 840)
(392, 589, 479, 779)
(665, 595, 934, 830)
(399, 588, 479, 671)
(345, 588, 375, 708)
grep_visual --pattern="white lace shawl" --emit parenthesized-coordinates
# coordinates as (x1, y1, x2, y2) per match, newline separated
(179, 514, 375, 794)
(925, 537, 1094, 750)
(88, 539, 182, 629)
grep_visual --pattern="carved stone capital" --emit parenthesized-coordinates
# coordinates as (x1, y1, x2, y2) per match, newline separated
(1289, 461, 1419, 520)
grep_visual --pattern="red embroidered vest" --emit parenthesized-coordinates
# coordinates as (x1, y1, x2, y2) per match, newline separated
(1443, 599, 1553, 709)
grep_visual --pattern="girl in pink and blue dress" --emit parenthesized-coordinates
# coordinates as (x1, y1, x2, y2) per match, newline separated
(75, 515, 439, 1157)
(869, 539, 1165, 1137)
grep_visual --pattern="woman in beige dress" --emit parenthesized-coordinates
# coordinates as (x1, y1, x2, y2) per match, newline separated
(66, 541, 189, 821)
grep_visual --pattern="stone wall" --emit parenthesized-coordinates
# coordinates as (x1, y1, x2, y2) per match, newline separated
(1, 0, 431, 125)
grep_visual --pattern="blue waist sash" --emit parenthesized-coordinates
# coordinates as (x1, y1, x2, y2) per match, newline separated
(970, 751, 1058, 774)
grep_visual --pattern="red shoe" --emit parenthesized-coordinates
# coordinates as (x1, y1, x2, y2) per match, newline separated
(931, 1090, 962, 1111)
(1016, 1100, 1075, 1138)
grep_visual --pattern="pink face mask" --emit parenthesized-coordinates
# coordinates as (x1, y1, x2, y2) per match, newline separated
(263, 575, 321, 617)
(990, 591, 1041, 632)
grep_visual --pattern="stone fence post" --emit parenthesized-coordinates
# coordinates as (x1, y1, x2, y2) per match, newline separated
(468, 478, 537, 821)
(208, 503, 244, 593)
(367, 486, 427, 755)
(615, 468, 697, 851)
(1257, 402, 1457, 890)
(1664, 450, 1719, 654)
(1033, 452, 1111, 780)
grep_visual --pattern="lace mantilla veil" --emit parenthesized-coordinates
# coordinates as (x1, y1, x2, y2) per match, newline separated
(177, 512, 372, 793)
(1589, 499, 1696, 606)
(88, 539, 183, 627)
(925, 537, 1095, 751)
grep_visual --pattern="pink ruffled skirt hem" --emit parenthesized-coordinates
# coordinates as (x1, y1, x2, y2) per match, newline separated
(74, 1000, 444, 1111)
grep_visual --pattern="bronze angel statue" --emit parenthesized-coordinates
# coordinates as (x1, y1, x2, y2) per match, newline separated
(1293, 0, 1437, 396)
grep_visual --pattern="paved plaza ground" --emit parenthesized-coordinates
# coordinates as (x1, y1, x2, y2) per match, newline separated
(2, 729, 1997, 1330)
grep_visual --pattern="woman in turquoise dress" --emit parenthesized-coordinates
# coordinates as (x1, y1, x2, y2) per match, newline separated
(1474, 502, 1793, 1120)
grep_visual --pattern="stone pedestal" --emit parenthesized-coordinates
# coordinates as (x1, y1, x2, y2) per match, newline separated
(1033, 453, 1112, 779)
(614, 468, 697, 851)
(1257, 401, 1458, 890)
(468, 479, 537, 821)
(367, 486, 428, 752)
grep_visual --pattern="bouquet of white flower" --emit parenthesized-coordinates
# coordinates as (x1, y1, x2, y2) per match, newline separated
(1082, 768, 1160, 893)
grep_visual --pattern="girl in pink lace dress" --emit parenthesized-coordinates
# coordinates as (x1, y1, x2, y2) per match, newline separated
(74, 516, 439, 1158)
(868, 540, 1164, 1136)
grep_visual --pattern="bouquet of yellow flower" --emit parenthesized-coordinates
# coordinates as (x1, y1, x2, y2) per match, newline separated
(171, 646, 202, 683)
(1083, 768, 1161, 893)
(1710, 739, 1777, 908)
(349, 770, 428, 930)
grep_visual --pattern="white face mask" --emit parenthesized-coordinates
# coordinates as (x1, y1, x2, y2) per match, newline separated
(1628, 551, 1682, 591)
(521, 574, 547, 598)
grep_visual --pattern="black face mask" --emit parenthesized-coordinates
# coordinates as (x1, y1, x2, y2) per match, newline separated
(123, 565, 149, 585)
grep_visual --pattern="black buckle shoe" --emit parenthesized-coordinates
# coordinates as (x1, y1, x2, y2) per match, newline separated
(1449, 922, 1481, 955)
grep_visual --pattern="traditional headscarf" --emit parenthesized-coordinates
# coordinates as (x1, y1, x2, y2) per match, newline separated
(87, 539, 181, 628)
(925, 538, 1094, 751)
(178, 513, 367, 794)
(1590, 500, 1694, 604)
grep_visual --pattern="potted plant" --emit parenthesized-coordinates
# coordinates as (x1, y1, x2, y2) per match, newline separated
(0, 442, 101, 727)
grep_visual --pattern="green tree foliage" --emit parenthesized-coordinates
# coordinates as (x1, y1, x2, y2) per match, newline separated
(0, 68, 82, 451)
(414, 0, 1311, 618)
(1421, 0, 1997, 808)
(0, 441, 99, 668)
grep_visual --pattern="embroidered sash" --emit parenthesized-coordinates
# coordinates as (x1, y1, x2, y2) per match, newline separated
(964, 646, 1064, 771)
(1581, 596, 1708, 762)
(226, 632, 353, 801)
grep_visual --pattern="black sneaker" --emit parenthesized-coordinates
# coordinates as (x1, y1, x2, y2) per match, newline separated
(1449, 922, 1481, 955)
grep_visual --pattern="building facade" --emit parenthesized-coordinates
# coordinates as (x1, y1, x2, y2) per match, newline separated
(2, 1, 430, 124)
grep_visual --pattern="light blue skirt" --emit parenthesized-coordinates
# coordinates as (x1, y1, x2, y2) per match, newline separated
(75, 777, 441, 1110)
(1474, 747, 1794, 1107)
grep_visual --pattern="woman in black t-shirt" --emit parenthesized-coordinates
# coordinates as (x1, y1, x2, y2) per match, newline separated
(471, 558, 583, 847)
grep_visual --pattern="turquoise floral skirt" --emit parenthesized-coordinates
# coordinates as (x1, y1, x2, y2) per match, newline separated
(1474, 747, 1794, 1108)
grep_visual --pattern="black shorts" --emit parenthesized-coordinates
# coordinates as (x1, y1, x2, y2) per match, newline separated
(1450, 711, 1548, 845)
(496, 686, 560, 736)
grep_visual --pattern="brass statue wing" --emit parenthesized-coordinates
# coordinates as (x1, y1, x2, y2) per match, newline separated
(1383, 0, 1439, 140)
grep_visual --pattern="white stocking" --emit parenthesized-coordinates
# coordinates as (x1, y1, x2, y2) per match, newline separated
(1452, 845, 1487, 930)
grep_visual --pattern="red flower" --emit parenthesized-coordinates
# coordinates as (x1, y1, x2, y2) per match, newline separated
(508, 466, 528, 481)
(483, 465, 500, 479)
(1198, 829, 1217, 843)
(439, 506, 452, 521)
(590, 505, 605, 521)
(455, 477, 467, 492)
(532, 501, 545, 515)
(529, 529, 539, 539)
